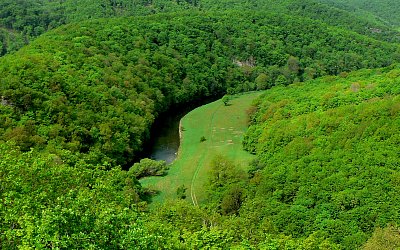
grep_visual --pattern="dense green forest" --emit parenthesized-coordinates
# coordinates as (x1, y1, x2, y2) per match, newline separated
(0, 0, 400, 56)
(1, 0, 400, 248)
(242, 66, 400, 249)
(2, 11, 398, 167)
(3, 66, 400, 249)
(200, 0, 400, 43)
(321, 0, 400, 26)
(0, 0, 194, 56)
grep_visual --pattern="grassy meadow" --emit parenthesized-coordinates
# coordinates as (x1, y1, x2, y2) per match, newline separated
(141, 92, 262, 205)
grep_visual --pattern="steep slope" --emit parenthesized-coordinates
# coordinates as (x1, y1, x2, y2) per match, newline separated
(3, 66, 400, 249)
(241, 65, 400, 249)
(1, 6, 400, 249)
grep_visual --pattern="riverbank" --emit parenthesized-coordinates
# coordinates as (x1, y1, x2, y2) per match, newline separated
(141, 91, 262, 205)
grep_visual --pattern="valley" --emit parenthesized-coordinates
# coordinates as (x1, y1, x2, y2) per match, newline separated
(1, 0, 400, 249)
(142, 92, 261, 205)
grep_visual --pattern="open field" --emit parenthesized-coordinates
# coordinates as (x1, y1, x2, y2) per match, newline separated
(141, 92, 262, 205)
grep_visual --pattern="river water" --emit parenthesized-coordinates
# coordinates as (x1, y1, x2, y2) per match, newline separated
(146, 111, 183, 164)
(144, 98, 217, 164)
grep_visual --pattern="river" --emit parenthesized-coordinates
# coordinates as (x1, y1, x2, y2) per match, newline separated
(146, 111, 183, 164)
(144, 98, 217, 164)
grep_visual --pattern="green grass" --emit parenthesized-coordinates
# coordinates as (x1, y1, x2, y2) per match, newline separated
(141, 92, 262, 205)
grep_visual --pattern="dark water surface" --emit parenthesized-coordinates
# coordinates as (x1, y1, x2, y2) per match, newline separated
(146, 111, 183, 164)
(144, 98, 217, 164)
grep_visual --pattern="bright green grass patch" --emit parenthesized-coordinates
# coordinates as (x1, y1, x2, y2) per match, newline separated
(141, 92, 262, 205)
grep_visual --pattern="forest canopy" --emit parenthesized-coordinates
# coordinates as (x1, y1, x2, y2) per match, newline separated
(1, 0, 400, 56)
(1, 0, 400, 249)
(1, 11, 398, 167)
(321, 0, 400, 26)
(241, 66, 400, 249)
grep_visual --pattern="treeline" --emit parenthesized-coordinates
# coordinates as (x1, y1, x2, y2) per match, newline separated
(238, 65, 400, 249)
(1, 11, 399, 167)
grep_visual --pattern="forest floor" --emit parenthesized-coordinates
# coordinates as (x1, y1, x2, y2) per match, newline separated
(141, 91, 262, 205)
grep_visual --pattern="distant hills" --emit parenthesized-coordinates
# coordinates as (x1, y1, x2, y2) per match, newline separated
(321, 0, 400, 26)
(0, 0, 399, 56)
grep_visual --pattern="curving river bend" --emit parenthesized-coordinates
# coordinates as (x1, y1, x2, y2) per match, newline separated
(144, 98, 217, 164)
(146, 111, 183, 164)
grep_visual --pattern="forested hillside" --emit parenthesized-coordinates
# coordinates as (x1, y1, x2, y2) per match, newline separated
(3, 66, 400, 249)
(1, 11, 398, 167)
(321, 0, 400, 26)
(241, 66, 400, 249)
(1, 0, 400, 249)
(0, 0, 194, 56)
(201, 0, 400, 43)
(0, 0, 399, 56)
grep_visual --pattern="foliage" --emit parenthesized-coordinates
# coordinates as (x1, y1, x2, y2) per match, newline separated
(176, 185, 187, 199)
(130, 158, 168, 179)
(200, 0, 400, 43)
(0, 0, 196, 56)
(0, 28, 26, 56)
(0, 1, 400, 249)
(0, 143, 160, 249)
(241, 65, 400, 248)
(1, 11, 399, 167)
(321, 0, 400, 26)
(222, 95, 231, 106)
(362, 225, 400, 250)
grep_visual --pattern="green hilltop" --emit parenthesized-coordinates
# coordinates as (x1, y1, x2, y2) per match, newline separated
(1, 0, 400, 56)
